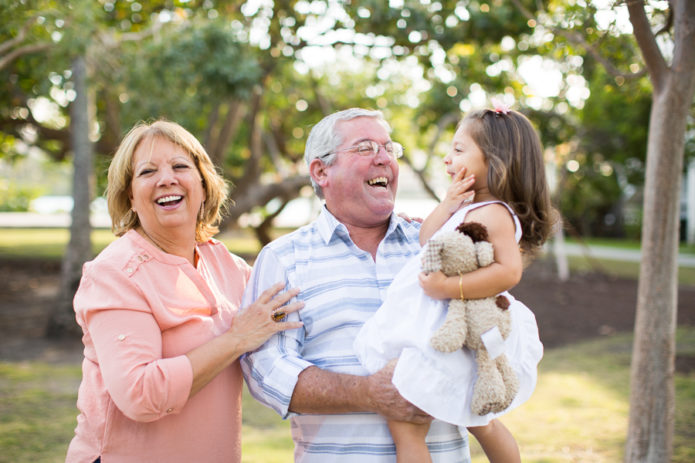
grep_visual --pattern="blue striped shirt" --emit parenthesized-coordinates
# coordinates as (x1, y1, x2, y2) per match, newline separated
(241, 207, 471, 462)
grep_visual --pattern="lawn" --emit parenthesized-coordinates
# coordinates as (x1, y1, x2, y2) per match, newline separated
(1, 228, 694, 461)
(1, 330, 694, 462)
(3, 228, 695, 286)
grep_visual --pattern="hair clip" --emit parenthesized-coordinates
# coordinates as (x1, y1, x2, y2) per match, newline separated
(491, 97, 511, 115)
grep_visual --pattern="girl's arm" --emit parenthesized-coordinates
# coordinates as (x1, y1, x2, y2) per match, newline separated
(419, 203, 523, 299)
(419, 168, 475, 245)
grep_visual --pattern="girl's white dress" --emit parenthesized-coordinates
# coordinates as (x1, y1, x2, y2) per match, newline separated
(354, 201, 543, 427)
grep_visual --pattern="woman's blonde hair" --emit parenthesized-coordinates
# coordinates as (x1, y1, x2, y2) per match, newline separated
(106, 120, 229, 242)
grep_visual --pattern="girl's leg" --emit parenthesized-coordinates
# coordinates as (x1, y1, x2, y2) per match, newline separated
(388, 420, 432, 463)
(468, 419, 520, 463)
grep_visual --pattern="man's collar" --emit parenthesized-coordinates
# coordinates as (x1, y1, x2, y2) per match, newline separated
(316, 205, 408, 245)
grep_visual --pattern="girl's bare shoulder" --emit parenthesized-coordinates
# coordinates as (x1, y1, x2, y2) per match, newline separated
(465, 202, 514, 228)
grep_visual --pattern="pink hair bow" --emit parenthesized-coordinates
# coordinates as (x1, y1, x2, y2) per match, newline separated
(491, 97, 511, 115)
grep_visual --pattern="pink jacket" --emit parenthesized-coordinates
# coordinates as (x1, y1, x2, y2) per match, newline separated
(66, 230, 251, 462)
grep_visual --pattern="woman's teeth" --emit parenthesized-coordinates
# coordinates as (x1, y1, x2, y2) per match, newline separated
(156, 195, 182, 205)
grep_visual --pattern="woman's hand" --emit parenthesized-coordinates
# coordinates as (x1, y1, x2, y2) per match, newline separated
(227, 282, 304, 354)
(187, 283, 303, 398)
(418, 271, 452, 300)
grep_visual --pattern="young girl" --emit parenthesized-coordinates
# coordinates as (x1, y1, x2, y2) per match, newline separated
(354, 103, 555, 463)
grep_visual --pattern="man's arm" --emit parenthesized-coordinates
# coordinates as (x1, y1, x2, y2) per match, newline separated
(290, 362, 431, 423)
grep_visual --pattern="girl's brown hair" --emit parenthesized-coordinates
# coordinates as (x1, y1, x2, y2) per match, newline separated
(460, 109, 557, 254)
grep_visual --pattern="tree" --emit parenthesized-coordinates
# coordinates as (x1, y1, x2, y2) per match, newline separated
(48, 54, 92, 337)
(337, 3, 694, 458)
(625, 2, 695, 461)
(1, 1, 425, 336)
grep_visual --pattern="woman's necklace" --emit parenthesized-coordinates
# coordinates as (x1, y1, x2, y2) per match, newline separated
(138, 227, 199, 266)
(138, 227, 169, 254)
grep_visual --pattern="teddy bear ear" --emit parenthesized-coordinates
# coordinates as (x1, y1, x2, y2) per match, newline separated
(455, 222, 489, 242)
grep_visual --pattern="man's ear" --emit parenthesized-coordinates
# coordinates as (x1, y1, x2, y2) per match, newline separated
(309, 158, 329, 188)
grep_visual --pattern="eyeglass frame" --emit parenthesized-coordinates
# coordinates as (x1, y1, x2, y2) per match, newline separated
(320, 139, 404, 160)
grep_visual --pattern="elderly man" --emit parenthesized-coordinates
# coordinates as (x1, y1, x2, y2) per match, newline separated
(241, 108, 471, 462)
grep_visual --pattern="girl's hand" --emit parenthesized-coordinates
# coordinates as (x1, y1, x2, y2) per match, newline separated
(397, 212, 424, 223)
(228, 283, 304, 354)
(441, 167, 475, 214)
(418, 271, 451, 300)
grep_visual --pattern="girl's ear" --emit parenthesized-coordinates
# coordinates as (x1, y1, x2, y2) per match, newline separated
(309, 158, 329, 188)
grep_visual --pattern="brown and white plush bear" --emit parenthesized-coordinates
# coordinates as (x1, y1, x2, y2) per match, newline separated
(421, 221, 519, 416)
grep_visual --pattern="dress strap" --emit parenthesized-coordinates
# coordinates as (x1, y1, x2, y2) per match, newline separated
(458, 201, 523, 243)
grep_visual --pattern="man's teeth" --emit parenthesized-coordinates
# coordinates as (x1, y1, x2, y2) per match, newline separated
(157, 195, 182, 204)
(367, 177, 388, 186)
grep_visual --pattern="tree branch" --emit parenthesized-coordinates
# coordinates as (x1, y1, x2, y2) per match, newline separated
(670, 0, 695, 88)
(211, 99, 243, 167)
(510, 0, 647, 80)
(0, 42, 52, 71)
(0, 15, 40, 55)
(626, 0, 669, 92)
(222, 174, 311, 227)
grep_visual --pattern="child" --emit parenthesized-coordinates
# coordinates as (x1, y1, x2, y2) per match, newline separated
(354, 102, 556, 463)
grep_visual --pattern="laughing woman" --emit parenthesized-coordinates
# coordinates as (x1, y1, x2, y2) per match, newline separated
(65, 120, 303, 463)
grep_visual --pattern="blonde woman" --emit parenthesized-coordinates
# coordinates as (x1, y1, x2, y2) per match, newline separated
(66, 120, 303, 462)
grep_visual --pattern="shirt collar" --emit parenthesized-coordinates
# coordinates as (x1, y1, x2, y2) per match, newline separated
(316, 205, 410, 245)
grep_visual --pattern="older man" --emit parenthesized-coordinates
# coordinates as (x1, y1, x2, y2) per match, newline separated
(241, 108, 471, 462)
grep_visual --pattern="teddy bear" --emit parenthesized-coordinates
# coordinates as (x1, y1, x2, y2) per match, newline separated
(420, 221, 519, 416)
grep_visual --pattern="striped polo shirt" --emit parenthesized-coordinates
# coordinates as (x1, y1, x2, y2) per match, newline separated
(241, 207, 471, 462)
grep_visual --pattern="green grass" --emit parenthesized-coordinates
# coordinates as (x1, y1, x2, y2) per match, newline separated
(471, 329, 695, 462)
(2, 330, 694, 462)
(0, 228, 262, 261)
(2, 228, 695, 283)
(0, 362, 82, 463)
(562, 255, 695, 286)
(565, 236, 695, 255)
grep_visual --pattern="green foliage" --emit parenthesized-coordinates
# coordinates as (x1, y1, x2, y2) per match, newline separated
(0, 180, 44, 212)
(557, 60, 651, 237)
(119, 20, 262, 125)
(1, 0, 691, 239)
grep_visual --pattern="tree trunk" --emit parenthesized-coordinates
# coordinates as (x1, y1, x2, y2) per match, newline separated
(626, 2, 695, 461)
(222, 174, 310, 228)
(627, 87, 681, 463)
(46, 55, 93, 338)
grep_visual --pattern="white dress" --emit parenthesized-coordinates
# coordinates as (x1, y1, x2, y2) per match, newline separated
(354, 201, 543, 427)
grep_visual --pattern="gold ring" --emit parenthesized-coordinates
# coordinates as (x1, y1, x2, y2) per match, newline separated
(271, 310, 286, 322)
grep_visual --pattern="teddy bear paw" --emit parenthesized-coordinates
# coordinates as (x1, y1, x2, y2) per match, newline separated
(430, 335, 462, 353)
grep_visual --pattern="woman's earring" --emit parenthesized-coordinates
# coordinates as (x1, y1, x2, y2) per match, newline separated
(198, 201, 205, 223)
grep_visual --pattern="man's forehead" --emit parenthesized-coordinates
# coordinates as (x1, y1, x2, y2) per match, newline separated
(336, 116, 389, 140)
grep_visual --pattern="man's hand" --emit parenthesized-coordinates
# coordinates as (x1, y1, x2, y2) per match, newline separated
(366, 360, 432, 424)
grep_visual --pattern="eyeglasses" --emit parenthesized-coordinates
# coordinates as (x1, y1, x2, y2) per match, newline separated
(323, 140, 403, 159)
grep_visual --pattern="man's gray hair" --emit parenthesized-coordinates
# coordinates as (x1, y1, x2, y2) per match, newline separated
(304, 108, 391, 198)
